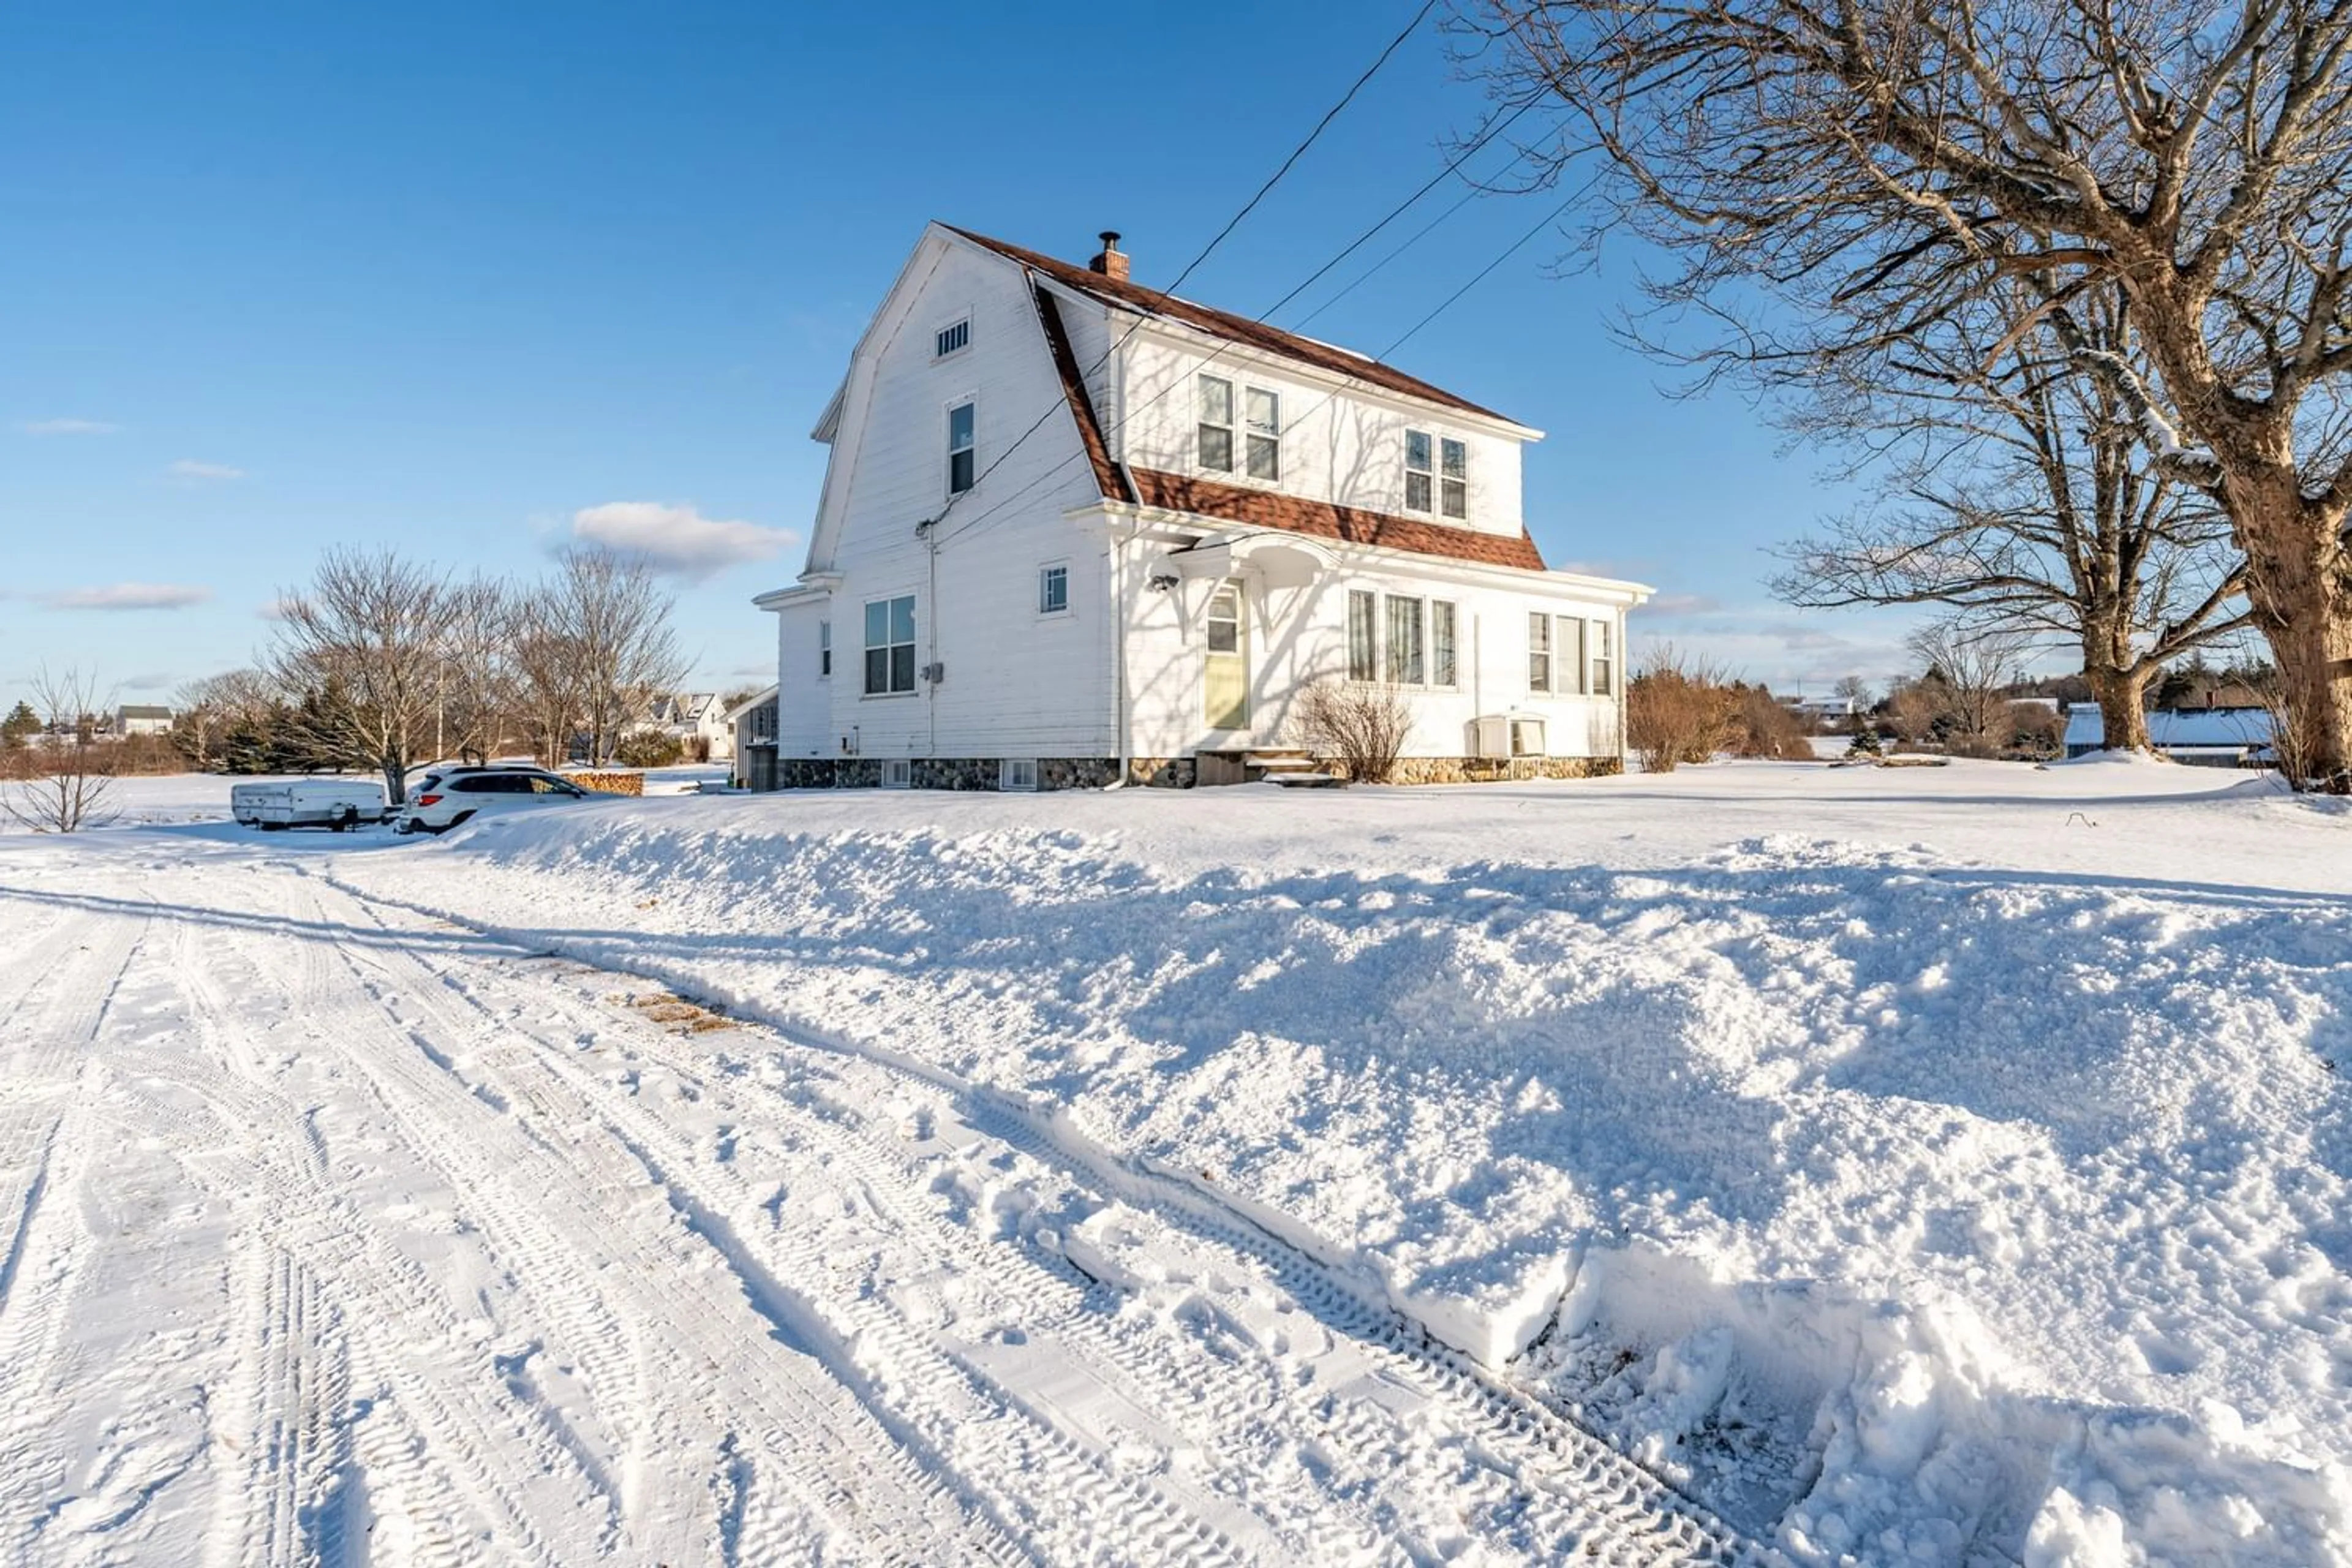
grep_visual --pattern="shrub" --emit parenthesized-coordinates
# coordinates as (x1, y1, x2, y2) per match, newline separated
(1626, 646, 1739, 772)
(1294, 679, 1411, 783)
(1727, 685, 1814, 758)
(614, 730, 684, 769)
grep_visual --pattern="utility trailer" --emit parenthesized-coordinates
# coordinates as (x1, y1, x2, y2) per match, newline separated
(230, 779, 388, 832)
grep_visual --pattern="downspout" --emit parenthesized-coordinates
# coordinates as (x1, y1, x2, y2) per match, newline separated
(1110, 321, 1137, 788)
(1616, 606, 1630, 772)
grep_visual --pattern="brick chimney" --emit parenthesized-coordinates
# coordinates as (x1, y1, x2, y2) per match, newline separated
(1089, 230, 1129, 282)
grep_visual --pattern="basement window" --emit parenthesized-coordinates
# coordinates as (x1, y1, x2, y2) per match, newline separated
(999, 758, 1039, 791)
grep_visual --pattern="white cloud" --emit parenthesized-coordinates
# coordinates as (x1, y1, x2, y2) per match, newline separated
(123, 673, 177, 692)
(567, 501, 797, 582)
(167, 459, 244, 482)
(45, 582, 214, 611)
(1644, 592, 1725, 617)
(20, 418, 120, 437)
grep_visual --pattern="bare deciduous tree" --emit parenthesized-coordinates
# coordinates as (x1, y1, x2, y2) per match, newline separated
(269, 548, 458, 804)
(3, 668, 116, 832)
(432, 576, 519, 763)
(1460, 0, 2352, 784)
(541, 549, 687, 767)
(1905, 622, 2036, 756)
(1775, 287, 2248, 750)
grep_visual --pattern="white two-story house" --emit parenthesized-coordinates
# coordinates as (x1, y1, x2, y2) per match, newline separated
(754, 224, 1652, 789)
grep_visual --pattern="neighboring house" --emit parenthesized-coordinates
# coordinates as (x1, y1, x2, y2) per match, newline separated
(754, 224, 1652, 790)
(115, 705, 173, 737)
(2063, 703, 2273, 764)
(1783, 695, 1855, 723)
(640, 692, 734, 761)
(729, 686, 778, 791)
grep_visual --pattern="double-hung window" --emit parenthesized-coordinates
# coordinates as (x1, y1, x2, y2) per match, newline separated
(1384, 596, 1425, 685)
(1431, 600, 1457, 688)
(947, 401, 976, 494)
(1529, 612, 1553, 693)
(818, 619, 832, 678)
(1349, 590, 1456, 687)
(1245, 387, 1281, 481)
(864, 595, 917, 695)
(1590, 618, 1615, 695)
(1198, 376, 1234, 472)
(1346, 590, 1378, 680)
(1440, 439, 1468, 519)
(1038, 564, 1069, 616)
(1555, 616, 1586, 695)
(1404, 430, 1434, 512)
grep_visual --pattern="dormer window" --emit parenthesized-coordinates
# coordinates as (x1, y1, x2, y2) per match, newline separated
(1245, 387, 1281, 482)
(1441, 437, 1468, 519)
(1199, 375, 1234, 472)
(1408, 431, 1468, 518)
(935, 318, 970, 358)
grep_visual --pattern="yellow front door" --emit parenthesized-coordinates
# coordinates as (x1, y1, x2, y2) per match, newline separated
(1204, 581, 1248, 731)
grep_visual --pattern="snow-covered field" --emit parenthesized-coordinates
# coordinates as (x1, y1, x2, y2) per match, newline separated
(1, 758, 2345, 1564)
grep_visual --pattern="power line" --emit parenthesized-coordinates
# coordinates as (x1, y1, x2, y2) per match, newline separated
(925, 0, 1439, 533)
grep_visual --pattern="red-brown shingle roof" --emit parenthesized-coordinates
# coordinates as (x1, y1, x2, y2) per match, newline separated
(949, 226, 1518, 425)
(1128, 469, 1550, 572)
(990, 226, 1550, 573)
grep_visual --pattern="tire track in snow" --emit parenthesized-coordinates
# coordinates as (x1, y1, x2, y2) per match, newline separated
(0, 899, 153, 1558)
(320, 870, 1765, 1565)
(316, 881, 1256, 1567)
(265, 876, 1011, 1566)
(148, 917, 597, 1568)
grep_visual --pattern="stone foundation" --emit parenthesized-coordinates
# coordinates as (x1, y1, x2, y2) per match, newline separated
(765, 756, 1193, 791)
(761, 754, 1611, 790)
(1382, 755, 1621, 785)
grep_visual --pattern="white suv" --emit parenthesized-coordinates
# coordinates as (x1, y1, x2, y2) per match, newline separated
(394, 765, 595, 835)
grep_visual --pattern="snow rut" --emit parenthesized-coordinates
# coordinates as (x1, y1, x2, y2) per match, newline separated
(320, 870, 1762, 1564)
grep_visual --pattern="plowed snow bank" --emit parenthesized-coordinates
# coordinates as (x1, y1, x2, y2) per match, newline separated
(336, 761, 2352, 1564)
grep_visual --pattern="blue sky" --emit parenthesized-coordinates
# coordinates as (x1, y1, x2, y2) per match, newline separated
(0, 1, 1922, 716)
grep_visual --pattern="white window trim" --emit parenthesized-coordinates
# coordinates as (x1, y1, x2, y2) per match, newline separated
(1404, 428, 1468, 519)
(818, 618, 832, 680)
(1529, 611, 1553, 695)
(945, 394, 978, 500)
(1036, 560, 1073, 620)
(933, 315, 971, 361)
(862, 592, 919, 699)
(998, 758, 1039, 792)
(880, 758, 913, 789)
(1197, 374, 1235, 476)
(1348, 586, 1460, 692)
(1242, 384, 1283, 488)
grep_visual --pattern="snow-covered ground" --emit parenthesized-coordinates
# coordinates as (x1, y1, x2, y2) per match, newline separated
(1, 758, 2345, 1564)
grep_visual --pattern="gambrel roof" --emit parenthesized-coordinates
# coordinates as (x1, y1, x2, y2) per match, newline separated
(950, 227, 1519, 425)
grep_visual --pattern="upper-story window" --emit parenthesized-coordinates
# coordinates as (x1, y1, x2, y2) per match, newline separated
(1405, 431, 1433, 511)
(819, 619, 832, 678)
(1406, 431, 1468, 518)
(948, 401, 976, 494)
(1038, 563, 1069, 616)
(1199, 376, 1234, 472)
(1245, 388, 1281, 481)
(935, 318, 970, 359)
